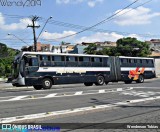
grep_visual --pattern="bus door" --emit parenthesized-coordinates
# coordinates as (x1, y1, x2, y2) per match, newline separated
(109, 56, 121, 81)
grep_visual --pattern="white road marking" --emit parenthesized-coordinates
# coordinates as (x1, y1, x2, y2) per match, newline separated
(120, 90, 159, 97)
(74, 91, 83, 95)
(1, 95, 160, 123)
(44, 93, 57, 98)
(0, 87, 148, 103)
(99, 90, 105, 93)
(9, 96, 28, 101)
(117, 88, 123, 91)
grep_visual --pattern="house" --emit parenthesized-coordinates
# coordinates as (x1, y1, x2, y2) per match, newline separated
(36, 42, 51, 52)
(21, 42, 51, 52)
(51, 45, 75, 53)
(146, 39, 160, 52)
(69, 44, 88, 54)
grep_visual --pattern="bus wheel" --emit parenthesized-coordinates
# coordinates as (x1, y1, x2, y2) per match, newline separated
(136, 75, 144, 83)
(95, 76, 104, 86)
(124, 80, 132, 84)
(42, 78, 52, 89)
(33, 85, 42, 90)
(105, 82, 109, 85)
(84, 82, 93, 86)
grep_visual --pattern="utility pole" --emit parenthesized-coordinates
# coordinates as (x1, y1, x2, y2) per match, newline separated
(27, 16, 40, 52)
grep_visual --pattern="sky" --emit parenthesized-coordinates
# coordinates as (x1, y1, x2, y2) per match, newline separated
(0, 0, 160, 49)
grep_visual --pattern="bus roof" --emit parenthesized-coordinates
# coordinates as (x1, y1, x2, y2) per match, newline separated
(15, 52, 154, 60)
(119, 56, 154, 60)
(20, 52, 109, 58)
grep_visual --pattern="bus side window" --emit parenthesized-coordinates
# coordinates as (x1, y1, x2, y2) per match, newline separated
(134, 59, 137, 63)
(137, 59, 140, 63)
(79, 57, 90, 67)
(128, 59, 131, 63)
(84, 57, 90, 67)
(103, 57, 108, 67)
(142, 59, 146, 65)
(40, 55, 51, 67)
(53, 56, 65, 67)
(120, 59, 123, 64)
(149, 60, 154, 67)
(92, 57, 102, 67)
(66, 56, 77, 67)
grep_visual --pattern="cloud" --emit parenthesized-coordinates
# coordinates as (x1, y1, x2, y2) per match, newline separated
(41, 30, 145, 43)
(87, 0, 103, 7)
(75, 32, 124, 43)
(41, 31, 77, 40)
(56, 0, 103, 7)
(114, 6, 160, 26)
(0, 12, 32, 30)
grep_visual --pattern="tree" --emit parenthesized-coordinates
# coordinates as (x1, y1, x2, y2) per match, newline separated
(116, 37, 151, 57)
(0, 43, 19, 77)
(84, 43, 97, 54)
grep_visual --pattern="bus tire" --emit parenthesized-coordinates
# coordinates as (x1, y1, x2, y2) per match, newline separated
(33, 85, 42, 90)
(42, 78, 52, 89)
(95, 75, 104, 86)
(136, 75, 144, 83)
(124, 80, 132, 84)
(84, 82, 93, 86)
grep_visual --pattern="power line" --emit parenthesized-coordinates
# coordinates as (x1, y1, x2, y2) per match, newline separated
(51, 0, 140, 40)
(39, 0, 157, 42)
(41, 0, 156, 39)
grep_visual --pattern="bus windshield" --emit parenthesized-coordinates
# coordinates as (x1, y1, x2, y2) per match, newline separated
(26, 57, 38, 67)
(23, 55, 39, 75)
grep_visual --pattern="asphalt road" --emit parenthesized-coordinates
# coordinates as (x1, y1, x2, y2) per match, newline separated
(0, 78, 160, 132)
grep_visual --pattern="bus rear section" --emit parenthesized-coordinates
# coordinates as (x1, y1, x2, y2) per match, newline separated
(118, 56, 156, 84)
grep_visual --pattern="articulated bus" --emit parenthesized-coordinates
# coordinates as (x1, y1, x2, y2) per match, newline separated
(12, 52, 155, 90)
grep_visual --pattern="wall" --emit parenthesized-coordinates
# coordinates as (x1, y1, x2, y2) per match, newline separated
(155, 58, 160, 77)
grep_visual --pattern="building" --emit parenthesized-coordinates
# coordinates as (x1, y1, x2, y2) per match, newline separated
(21, 42, 51, 52)
(69, 44, 88, 54)
(36, 42, 51, 52)
(51, 45, 75, 53)
(146, 39, 160, 52)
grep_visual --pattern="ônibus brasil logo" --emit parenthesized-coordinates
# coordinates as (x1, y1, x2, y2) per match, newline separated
(0, 0, 41, 7)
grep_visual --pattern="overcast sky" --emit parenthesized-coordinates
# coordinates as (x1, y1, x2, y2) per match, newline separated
(0, 0, 160, 49)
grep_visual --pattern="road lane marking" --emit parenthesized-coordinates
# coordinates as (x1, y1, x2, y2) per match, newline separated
(9, 96, 28, 101)
(120, 90, 159, 97)
(74, 91, 83, 95)
(117, 88, 122, 91)
(0, 87, 136, 103)
(99, 90, 105, 93)
(1, 95, 160, 123)
(44, 93, 57, 98)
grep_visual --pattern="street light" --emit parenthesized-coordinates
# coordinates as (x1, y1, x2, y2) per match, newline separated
(8, 33, 30, 46)
(36, 16, 52, 41)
